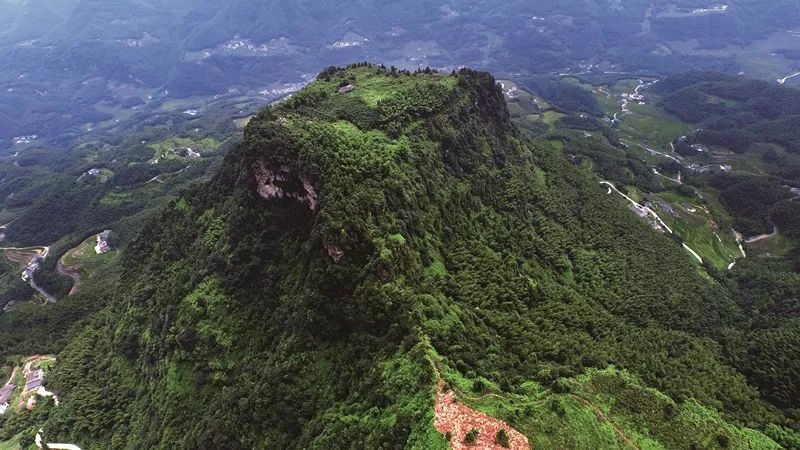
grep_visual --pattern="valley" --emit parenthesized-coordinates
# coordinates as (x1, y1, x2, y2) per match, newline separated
(504, 69, 800, 272)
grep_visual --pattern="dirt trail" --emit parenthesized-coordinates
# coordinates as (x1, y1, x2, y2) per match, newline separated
(570, 395, 640, 450)
(0, 246, 49, 260)
(56, 259, 80, 296)
(3, 367, 17, 387)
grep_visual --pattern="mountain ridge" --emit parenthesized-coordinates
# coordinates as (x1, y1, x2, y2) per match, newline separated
(31, 64, 792, 448)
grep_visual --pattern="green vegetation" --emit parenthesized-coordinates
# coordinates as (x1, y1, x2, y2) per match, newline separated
(0, 83, 249, 311)
(0, 65, 796, 448)
(443, 365, 779, 449)
(656, 72, 800, 237)
(494, 429, 509, 447)
(463, 428, 479, 444)
(148, 136, 221, 162)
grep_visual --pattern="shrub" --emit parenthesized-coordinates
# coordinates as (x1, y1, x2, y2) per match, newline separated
(495, 429, 510, 448)
(464, 428, 479, 444)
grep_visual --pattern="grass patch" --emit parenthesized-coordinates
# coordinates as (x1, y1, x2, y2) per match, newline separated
(61, 234, 118, 282)
(148, 136, 220, 162)
(542, 111, 565, 127)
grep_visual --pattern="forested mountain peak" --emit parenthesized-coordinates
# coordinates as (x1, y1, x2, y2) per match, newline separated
(24, 64, 795, 448)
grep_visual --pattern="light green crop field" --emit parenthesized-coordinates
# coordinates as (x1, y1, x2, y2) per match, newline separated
(620, 102, 693, 148)
(148, 136, 221, 162)
(542, 110, 564, 127)
(650, 192, 741, 270)
(61, 233, 119, 285)
(747, 233, 797, 258)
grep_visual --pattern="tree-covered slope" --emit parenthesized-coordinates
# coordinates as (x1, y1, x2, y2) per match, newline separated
(30, 65, 794, 448)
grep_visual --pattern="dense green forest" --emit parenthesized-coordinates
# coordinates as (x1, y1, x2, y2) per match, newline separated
(0, 65, 795, 448)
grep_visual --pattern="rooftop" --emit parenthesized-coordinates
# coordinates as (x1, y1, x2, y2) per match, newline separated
(0, 385, 15, 404)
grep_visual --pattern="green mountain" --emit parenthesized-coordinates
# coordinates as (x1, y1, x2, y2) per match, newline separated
(12, 65, 797, 448)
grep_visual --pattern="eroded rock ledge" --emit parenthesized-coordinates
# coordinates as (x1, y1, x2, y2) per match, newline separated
(253, 160, 318, 210)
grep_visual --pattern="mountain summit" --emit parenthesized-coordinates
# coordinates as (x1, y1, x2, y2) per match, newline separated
(40, 65, 785, 448)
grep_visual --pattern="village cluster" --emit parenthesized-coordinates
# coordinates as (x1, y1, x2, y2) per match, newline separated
(0, 358, 56, 415)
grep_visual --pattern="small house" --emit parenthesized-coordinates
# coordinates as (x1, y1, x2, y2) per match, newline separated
(95, 230, 113, 255)
(338, 84, 356, 94)
(656, 201, 675, 216)
(0, 385, 15, 414)
(24, 369, 44, 393)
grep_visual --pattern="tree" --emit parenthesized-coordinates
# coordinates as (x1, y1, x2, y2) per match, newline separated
(464, 428, 479, 445)
(495, 429, 510, 448)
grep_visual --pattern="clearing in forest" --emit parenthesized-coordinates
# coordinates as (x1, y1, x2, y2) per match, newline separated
(434, 381, 530, 450)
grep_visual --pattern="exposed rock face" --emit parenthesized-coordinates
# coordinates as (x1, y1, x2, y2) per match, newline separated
(301, 179, 318, 210)
(253, 160, 317, 210)
(324, 243, 344, 263)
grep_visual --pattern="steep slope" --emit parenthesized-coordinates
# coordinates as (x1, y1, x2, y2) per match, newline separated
(34, 65, 789, 448)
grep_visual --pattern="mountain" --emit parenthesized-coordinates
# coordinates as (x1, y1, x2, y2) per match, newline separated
(6, 65, 792, 448)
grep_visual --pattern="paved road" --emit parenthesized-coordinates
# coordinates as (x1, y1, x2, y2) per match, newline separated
(146, 165, 190, 184)
(745, 223, 778, 243)
(36, 429, 82, 450)
(778, 72, 800, 85)
(600, 181, 673, 233)
(601, 180, 711, 265)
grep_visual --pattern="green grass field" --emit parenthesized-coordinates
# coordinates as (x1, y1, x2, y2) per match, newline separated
(747, 233, 797, 258)
(233, 116, 254, 128)
(148, 136, 221, 162)
(61, 234, 119, 282)
(0, 434, 23, 450)
(542, 110, 564, 127)
(649, 191, 742, 270)
(440, 365, 777, 449)
(319, 66, 457, 108)
(620, 102, 693, 148)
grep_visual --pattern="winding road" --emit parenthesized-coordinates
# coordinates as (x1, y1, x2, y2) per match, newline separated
(146, 165, 190, 184)
(744, 223, 778, 244)
(643, 146, 682, 164)
(56, 259, 80, 296)
(778, 72, 800, 85)
(0, 246, 56, 301)
(601, 180, 711, 265)
(600, 181, 673, 234)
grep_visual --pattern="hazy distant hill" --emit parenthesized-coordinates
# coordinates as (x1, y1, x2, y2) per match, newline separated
(1, 0, 799, 142)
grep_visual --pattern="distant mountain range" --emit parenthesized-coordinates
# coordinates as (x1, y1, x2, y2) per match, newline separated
(1, 0, 799, 142)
